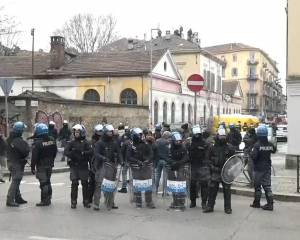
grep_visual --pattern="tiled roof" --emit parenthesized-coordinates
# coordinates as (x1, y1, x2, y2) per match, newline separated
(17, 90, 63, 99)
(0, 49, 166, 78)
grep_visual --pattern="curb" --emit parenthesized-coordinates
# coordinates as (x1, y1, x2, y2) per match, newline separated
(222, 186, 300, 202)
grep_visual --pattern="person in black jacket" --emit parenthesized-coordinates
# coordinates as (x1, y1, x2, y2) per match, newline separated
(187, 125, 211, 209)
(31, 123, 57, 206)
(93, 124, 122, 210)
(250, 125, 276, 211)
(127, 128, 155, 208)
(203, 127, 235, 214)
(167, 132, 189, 211)
(6, 122, 30, 207)
(243, 127, 257, 186)
(226, 123, 242, 151)
(0, 133, 7, 183)
(48, 121, 58, 140)
(58, 120, 71, 162)
(64, 124, 92, 209)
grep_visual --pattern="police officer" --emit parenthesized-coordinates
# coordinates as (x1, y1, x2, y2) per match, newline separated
(187, 125, 211, 209)
(118, 126, 131, 193)
(167, 132, 189, 211)
(58, 120, 71, 162)
(93, 124, 122, 210)
(31, 123, 57, 206)
(203, 127, 235, 214)
(226, 123, 242, 151)
(48, 121, 58, 140)
(6, 122, 30, 207)
(250, 124, 276, 211)
(65, 124, 92, 209)
(127, 128, 155, 208)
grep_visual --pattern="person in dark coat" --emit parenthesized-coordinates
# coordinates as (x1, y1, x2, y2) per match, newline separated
(243, 127, 257, 186)
(226, 123, 242, 151)
(250, 124, 276, 211)
(203, 128, 235, 214)
(58, 120, 71, 162)
(0, 133, 7, 183)
(187, 125, 211, 209)
(64, 124, 93, 209)
(48, 121, 58, 140)
(6, 122, 30, 207)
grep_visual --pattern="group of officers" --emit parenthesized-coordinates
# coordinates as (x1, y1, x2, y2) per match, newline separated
(3, 119, 276, 214)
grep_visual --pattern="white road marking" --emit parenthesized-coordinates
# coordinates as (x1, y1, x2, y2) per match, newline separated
(29, 236, 70, 240)
(23, 182, 66, 186)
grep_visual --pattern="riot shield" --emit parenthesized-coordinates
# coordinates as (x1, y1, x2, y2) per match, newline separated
(128, 163, 156, 208)
(101, 161, 122, 210)
(163, 164, 190, 211)
(221, 153, 245, 184)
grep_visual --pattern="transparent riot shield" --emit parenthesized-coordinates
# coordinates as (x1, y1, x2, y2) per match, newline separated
(221, 153, 245, 184)
(128, 163, 156, 208)
(163, 164, 190, 211)
(101, 161, 122, 210)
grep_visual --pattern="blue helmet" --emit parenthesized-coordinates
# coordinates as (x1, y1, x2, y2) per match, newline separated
(12, 121, 26, 134)
(35, 123, 49, 136)
(229, 123, 235, 129)
(155, 124, 162, 132)
(257, 125, 268, 137)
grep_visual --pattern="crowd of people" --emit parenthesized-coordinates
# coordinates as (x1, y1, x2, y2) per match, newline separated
(0, 119, 276, 213)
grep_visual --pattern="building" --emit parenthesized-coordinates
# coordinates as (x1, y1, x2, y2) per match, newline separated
(103, 33, 243, 125)
(286, 0, 300, 168)
(204, 43, 285, 119)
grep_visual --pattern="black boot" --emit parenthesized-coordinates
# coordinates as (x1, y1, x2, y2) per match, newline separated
(190, 199, 196, 208)
(250, 201, 261, 208)
(36, 201, 51, 207)
(223, 183, 232, 214)
(71, 200, 77, 209)
(15, 196, 28, 204)
(203, 206, 214, 213)
(262, 191, 273, 211)
(118, 188, 127, 193)
(71, 181, 78, 209)
(6, 201, 19, 207)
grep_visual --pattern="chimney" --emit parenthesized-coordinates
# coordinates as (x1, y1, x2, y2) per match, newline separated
(50, 36, 65, 69)
(128, 39, 134, 50)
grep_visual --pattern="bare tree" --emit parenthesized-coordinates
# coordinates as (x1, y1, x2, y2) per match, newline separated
(54, 14, 118, 53)
(0, 6, 20, 56)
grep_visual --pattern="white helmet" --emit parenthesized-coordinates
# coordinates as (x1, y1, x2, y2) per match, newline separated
(217, 127, 226, 136)
(63, 120, 68, 124)
(49, 121, 55, 125)
(72, 124, 83, 131)
(192, 125, 202, 135)
(94, 124, 104, 132)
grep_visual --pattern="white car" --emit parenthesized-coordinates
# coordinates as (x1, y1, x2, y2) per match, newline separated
(276, 124, 288, 142)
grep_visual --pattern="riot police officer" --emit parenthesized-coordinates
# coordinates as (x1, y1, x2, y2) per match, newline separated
(127, 128, 155, 208)
(93, 124, 122, 210)
(31, 123, 57, 206)
(250, 124, 276, 211)
(187, 125, 211, 209)
(65, 124, 92, 209)
(203, 127, 235, 214)
(226, 123, 242, 151)
(6, 122, 30, 207)
(167, 132, 189, 211)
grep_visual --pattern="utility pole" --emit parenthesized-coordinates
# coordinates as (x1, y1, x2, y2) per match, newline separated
(31, 28, 35, 92)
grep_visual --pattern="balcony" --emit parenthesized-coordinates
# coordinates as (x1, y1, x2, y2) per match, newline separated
(247, 59, 259, 65)
(247, 74, 258, 81)
(247, 92, 258, 96)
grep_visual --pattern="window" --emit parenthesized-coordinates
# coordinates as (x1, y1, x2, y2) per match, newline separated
(171, 102, 175, 123)
(232, 68, 238, 77)
(182, 103, 185, 123)
(83, 89, 100, 102)
(188, 104, 192, 123)
(233, 54, 237, 62)
(222, 67, 225, 78)
(154, 101, 159, 124)
(207, 71, 211, 90)
(223, 108, 225, 114)
(217, 76, 222, 93)
(249, 66, 256, 77)
(164, 61, 167, 71)
(248, 96, 256, 109)
(120, 88, 137, 105)
(217, 105, 220, 116)
(210, 105, 213, 116)
(211, 72, 215, 92)
(249, 52, 255, 62)
(229, 108, 231, 114)
(163, 102, 168, 122)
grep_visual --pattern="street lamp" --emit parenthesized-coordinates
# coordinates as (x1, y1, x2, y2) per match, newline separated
(31, 28, 35, 92)
(149, 28, 160, 129)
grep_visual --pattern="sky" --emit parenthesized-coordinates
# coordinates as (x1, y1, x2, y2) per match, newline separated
(1, 0, 287, 90)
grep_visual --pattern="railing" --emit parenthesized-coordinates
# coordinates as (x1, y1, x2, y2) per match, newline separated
(247, 74, 258, 81)
(247, 59, 259, 65)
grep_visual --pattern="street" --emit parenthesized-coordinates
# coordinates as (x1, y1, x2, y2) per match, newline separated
(1, 161, 300, 240)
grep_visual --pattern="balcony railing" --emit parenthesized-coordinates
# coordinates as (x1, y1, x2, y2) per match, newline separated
(247, 74, 258, 81)
(247, 59, 259, 65)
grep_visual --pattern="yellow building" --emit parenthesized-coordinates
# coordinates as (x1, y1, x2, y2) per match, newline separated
(287, 0, 300, 161)
(205, 43, 284, 119)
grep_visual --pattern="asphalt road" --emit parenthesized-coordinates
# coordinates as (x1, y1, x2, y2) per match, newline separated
(0, 170, 300, 240)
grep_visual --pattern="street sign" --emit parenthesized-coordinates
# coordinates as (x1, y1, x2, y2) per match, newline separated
(0, 79, 15, 95)
(187, 74, 205, 92)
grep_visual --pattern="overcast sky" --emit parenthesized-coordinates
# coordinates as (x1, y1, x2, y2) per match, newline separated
(1, 0, 287, 89)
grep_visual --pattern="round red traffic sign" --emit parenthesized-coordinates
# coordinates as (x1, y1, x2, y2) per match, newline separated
(187, 74, 205, 92)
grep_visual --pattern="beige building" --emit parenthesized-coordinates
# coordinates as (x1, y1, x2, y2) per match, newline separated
(286, 0, 300, 166)
(205, 43, 284, 119)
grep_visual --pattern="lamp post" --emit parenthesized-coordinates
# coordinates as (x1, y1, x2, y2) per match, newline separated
(31, 28, 35, 92)
(149, 28, 160, 129)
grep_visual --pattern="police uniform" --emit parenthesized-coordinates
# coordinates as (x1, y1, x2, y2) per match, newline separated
(31, 134, 57, 206)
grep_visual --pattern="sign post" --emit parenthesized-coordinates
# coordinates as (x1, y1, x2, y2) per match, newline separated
(0, 79, 15, 137)
(187, 74, 205, 125)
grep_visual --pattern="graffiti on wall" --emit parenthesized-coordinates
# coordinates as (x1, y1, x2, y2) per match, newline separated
(35, 110, 63, 130)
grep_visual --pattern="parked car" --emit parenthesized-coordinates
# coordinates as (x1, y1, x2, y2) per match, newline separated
(276, 124, 288, 142)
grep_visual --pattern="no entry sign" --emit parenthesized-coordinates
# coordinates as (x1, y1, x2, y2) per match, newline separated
(187, 74, 204, 92)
